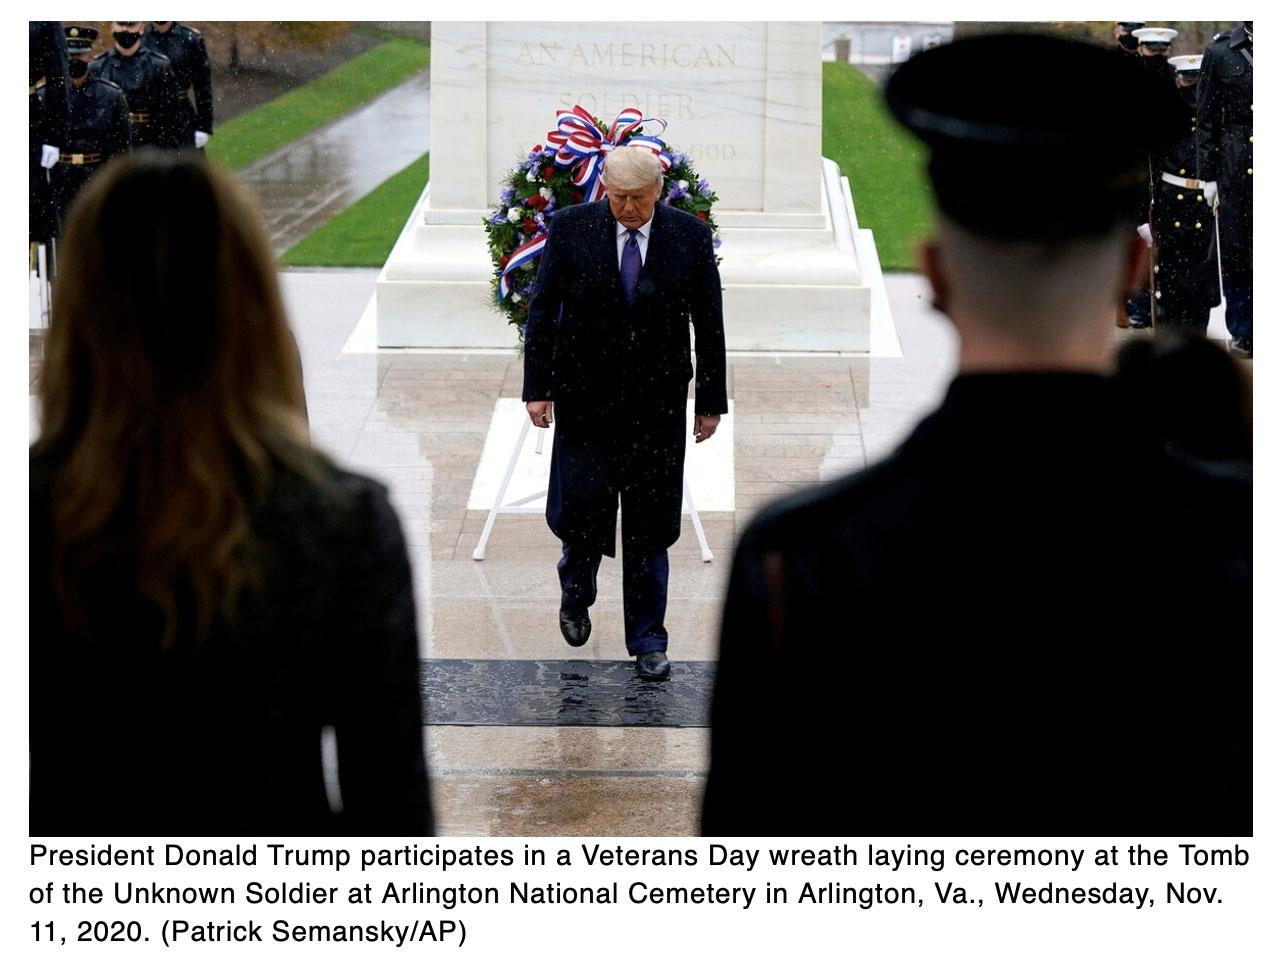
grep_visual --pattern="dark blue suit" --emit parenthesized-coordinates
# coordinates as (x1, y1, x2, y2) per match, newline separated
(522, 198, 727, 654)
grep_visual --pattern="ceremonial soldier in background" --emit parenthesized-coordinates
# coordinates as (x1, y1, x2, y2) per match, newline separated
(1113, 20, 1145, 55)
(144, 22, 213, 149)
(91, 22, 186, 150)
(50, 27, 131, 230)
(1145, 54, 1220, 333)
(1122, 27, 1177, 328)
(30, 21, 69, 248)
(1198, 21, 1253, 358)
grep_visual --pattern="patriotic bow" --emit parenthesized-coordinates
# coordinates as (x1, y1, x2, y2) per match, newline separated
(546, 105, 671, 204)
(499, 106, 672, 302)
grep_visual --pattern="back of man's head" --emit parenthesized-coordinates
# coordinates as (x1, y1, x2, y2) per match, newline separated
(885, 33, 1187, 367)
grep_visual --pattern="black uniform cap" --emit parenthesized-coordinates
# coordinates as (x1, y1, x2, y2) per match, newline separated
(884, 33, 1188, 240)
(65, 25, 100, 53)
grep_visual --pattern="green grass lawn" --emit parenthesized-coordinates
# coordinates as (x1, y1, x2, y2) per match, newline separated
(281, 61, 931, 271)
(208, 37, 430, 171)
(821, 61, 932, 271)
(280, 154, 429, 267)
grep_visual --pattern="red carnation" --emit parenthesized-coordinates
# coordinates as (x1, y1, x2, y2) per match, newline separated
(697, 211, 708, 222)
(522, 217, 538, 234)
(526, 194, 549, 211)
(541, 165, 555, 179)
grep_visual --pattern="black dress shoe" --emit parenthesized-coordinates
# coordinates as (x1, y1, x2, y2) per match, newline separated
(1229, 335, 1253, 358)
(559, 608, 591, 647)
(635, 651, 671, 681)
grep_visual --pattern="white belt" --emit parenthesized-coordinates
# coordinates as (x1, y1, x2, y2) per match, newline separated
(1160, 172, 1205, 190)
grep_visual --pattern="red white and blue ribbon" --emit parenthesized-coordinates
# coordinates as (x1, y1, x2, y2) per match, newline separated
(498, 233, 547, 301)
(546, 106, 672, 203)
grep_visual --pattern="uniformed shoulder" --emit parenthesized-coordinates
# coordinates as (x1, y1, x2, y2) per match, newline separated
(176, 24, 203, 40)
(738, 452, 910, 555)
(91, 50, 109, 62)
(142, 48, 174, 66)
(92, 76, 123, 91)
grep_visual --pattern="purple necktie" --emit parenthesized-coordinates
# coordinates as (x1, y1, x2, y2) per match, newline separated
(620, 228, 642, 302)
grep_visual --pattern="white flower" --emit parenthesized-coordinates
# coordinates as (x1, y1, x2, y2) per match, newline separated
(507, 207, 522, 223)
(527, 169, 540, 182)
(678, 180, 689, 190)
(540, 187, 554, 200)
(511, 294, 523, 303)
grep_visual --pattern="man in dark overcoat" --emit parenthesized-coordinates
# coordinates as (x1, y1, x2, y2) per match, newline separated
(1197, 21, 1253, 357)
(523, 147, 727, 680)
(702, 34, 1251, 837)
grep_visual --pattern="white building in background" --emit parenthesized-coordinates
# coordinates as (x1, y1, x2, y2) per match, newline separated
(822, 22, 953, 65)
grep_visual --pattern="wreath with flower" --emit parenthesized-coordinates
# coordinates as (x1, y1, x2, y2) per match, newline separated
(484, 105, 721, 337)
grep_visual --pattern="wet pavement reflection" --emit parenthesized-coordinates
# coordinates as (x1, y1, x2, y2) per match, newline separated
(420, 660, 714, 727)
(234, 71, 430, 252)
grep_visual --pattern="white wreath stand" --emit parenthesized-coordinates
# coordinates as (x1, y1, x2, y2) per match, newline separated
(472, 414, 714, 563)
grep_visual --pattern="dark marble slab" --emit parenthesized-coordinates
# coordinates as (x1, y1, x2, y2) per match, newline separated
(419, 660, 715, 727)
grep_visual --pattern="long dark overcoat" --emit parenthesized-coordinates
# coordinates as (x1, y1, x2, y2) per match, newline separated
(522, 198, 727, 556)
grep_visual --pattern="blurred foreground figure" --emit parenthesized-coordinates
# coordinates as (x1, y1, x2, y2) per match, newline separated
(31, 153, 432, 836)
(703, 35, 1251, 837)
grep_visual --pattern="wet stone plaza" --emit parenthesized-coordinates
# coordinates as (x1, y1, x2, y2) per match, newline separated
(28, 269, 1230, 836)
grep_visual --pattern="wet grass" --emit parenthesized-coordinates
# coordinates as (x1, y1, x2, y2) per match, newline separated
(281, 60, 932, 271)
(208, 37, 430, 171)
(280, 154, 429, 267)
(821, 61, 933, 272)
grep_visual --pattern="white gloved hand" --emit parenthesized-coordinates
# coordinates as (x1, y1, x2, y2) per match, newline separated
(194, 131, 210, 149)
(1203, 181, 1218, 209)
(40, 144, 59, 169)
(1137, 223, 1153, 248)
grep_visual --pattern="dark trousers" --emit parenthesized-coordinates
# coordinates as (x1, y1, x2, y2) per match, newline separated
(1125, 286, 1152, 324)
(1223, 270, 1253, 339)
(558, 541, 669, 656)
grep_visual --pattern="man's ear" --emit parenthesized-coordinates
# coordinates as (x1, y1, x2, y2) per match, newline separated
(918, 239, 949, 315)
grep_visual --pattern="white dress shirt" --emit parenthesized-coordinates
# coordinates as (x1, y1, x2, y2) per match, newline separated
(615, 217, 653, 268)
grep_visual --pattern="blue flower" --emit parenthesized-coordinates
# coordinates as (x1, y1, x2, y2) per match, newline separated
(697, 179, 710, 196)
(500, 187, 515, 204)
(712, 236, 722, 250)
(489, 211, 507, 225)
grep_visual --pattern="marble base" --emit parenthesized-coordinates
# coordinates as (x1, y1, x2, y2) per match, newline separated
(375, 158, 885, 352)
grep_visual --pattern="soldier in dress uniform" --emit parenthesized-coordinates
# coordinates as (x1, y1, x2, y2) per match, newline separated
(1121, 27, 1178, 328)
(30, 21, 69, 248)
(1198, 22, 1253, 358)
(90, 22, 186, 150)
(702, 34, 1251, 837)
(144, 22, 213, 149)
(1143, 55, 1221, 333)
(1113, 21, 1146, 55)
(50, 27, 131, 231)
